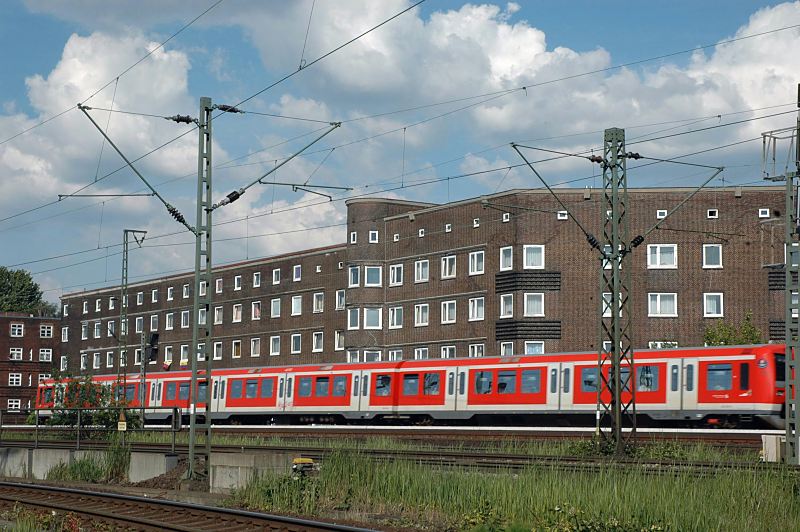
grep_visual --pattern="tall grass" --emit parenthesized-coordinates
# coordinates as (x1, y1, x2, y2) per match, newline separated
(229, 449, 800, 531)
(45, 437, 130, 483)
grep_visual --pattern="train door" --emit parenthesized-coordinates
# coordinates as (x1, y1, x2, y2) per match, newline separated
(454, 368, 468, 411)
(546, 362, 573, 411)
(277, 373, 293, 411)
(446, 369, 460, 411)
(355, 370, 369, 412)
(665, 361, 682, 411)
(681, 358, 699, 411)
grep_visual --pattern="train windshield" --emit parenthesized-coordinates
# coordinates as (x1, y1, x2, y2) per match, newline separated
(775, 353, 786, 383)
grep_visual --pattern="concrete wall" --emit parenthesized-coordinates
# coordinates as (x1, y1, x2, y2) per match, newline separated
(129, 452, 178, 483)
(0, 447, 29, 478)
(209, 450, 294, 494)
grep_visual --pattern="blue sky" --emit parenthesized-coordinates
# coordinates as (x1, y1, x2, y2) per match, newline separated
(0, 1, 798, 302)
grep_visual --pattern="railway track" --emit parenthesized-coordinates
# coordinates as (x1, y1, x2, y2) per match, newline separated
(0, 481, 372, 531)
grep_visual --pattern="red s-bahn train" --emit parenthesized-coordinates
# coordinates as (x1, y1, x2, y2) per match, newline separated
(36, 344, 787, 428)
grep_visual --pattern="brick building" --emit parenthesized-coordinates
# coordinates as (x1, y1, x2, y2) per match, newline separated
(60, 186, 786, 377)
(0, 312, 59, 413)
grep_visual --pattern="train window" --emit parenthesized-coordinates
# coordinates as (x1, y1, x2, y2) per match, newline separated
(212, 381, 218, 400)
(157, 383, 162, 401)
(423, 373, 440, 395)
(375, 375, 392, 396)
(521, 370, 541, 393)
(563, 368, 570, 393)
(447, 372, 454, 395)
(353, 376, 360, 396)
(220, 380, 225, 399)
(245, 380, 258, 399)
(126, 384, 136, 402)
(497, 371, 516, 394)
(198, 381, 208, 402)
(151, 383, 156, 401)
(458, 372, 466, 395)
(333, 376, 347, 397)
(166, 382, 176, 400)
(686, 365, 694, 391)
(776, 354, 786, 382)
(298, 377, 313, 397)
(287, 378, 293, 398)
(475, 371, 492, 395)
(403, 374, 419, 396)
(43, 388, 54, 403)
(231, 380, 243, 399)
(637, 366, 659, 392)
(581, 368, 598, 392)
(261, 379, 274, 398)
(279, 378, 285, 398)
(179, 383, 190, 400)
(739, 363, 750, 390)
(550, 369, 557, 393)
(362, 376, 368, 397)
(316, 377, 330, 397)
(706, 364, 732, 391)
(670, 365, 679, 392)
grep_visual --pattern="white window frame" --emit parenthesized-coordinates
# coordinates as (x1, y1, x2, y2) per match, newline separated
(293, 264, 302, 282)
(150, 314, 158, 331)
(181, 310, 190, 328)
(313, 292, 324, 313)
(703, 292, 724, 318)
(165, 312, 174, 330)
(96, 352, 103, 369)
(500, 246, 513, 271)
(136, 292, 143, 305)
(272, 268, 280, 285)
(414, 347, 429, 360)
(414, 304, 429, 327)
(702, 244, 723, 269)
(441, 345, 456, 358)
(214, 306, 223, 325)
(364, 265, 382, 287)
(198, 308, 207, 325)
(647, 244, 678, 269)
(312, 331, 324, 352)
(232, 303, 243, 323)
(81, 354, 88, 370)
(500, 342, 514, 357)
(557, 211, 568, 221)
(441, 255, 456, 279)
(336, 289, 345, 310)
(389, 264, 404, 286)
(469, 344, 484, 358)
(335, 331, 344, 351)
(348, 308, 360, 330)
(759, 208, 770, 219)
(499, 293, 513, 318)
(82, 301, 88, 314)
(468, 250, 485, 275)
(39, 324, 53, 338)
(523, 293, 545, 317)
(251, 301, 261, 320)
(151, 289, 158, 303)
(369, 230, 379, 243)
(350, 231, 357, 244)
(469, 297, 485, 321)
(213, 342, 222, 361)
(95, 298, 102, 312)
(63, 304, 69, 316)
(164, 345, 173, 364)
(523, 245, 545, 269)
(389, 306, 403, 329)
(414, 259, 429, 283)
(182, 284, 190, 298)
(648, 293, 678, 317)
(271, 298, 280, 318)
(441, 300, 456, 324)
(649, 341, 678, 349)
(707, 209, 718, 219)
(167, 286, 174, 301)
(215, 278, 223, 294)
(106, 351, 114, 368)
(61, 327, 69, 342)
(81, 323, 88, 340)
(656, 209, 667, 219)
(60, 356, 68, 371)
(291, 333, 301, 354)
(388, 349, 403, 361)
(10, 323, 23, 337)
(291, 295, 302, 316)
(9, 348, 22, 361)
(270, 336, 280, 356)
(8, 373, 22, 387)
(134, 317, 143, 334)
(524, 341, 545, 355)
(253, 272, 261, 287)
(348, 265, 360, 287)
(234, 275, 242, 291)
(231, 339, 242, 359)
(363, 307, 382, 330)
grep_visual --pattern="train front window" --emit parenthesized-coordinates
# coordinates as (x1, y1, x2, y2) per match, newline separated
(375, 375, 391, 396)
(706, 364, 732, 391)
(497, 371, 516, 394)
(776, 354, 786, 382)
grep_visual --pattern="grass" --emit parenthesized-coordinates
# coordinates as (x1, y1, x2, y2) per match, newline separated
(227, 449, 800, 531)
(45, 437, 130, 483)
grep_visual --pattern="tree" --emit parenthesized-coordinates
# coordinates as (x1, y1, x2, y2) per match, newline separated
(0, 266, 56, 316)
(703, 310, 764, 346)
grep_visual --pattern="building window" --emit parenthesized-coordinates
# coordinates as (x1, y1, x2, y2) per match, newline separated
(348, 308, 360, 330)
(441, 255, 456, 279)
(313, 292, 324, 313)
(557, 211, 568, 221)
(350, 231, 357, 244)
(208, 342, 220, 361)
(441, 300, 456, 324)
(362, 350, 380, 362)
(215, 278, 223, 294)
(10, 323, 23, 337)
(707, 209, 718, 219)
(445, 223, 452, 233)
(163, 346, 173, 364)
(181, 310, 190, 328)
(312, 332, 324, 352)
(369, 230, 379, 243)
(271, 298, 280, 318)
(80, 354, 88, 370)
(393, 233, 400, 242)
(388, 349, 403, 361)
(9, 348, 22, 360)
(656, 209, 667, 219)
(199, 308, 207, 325)
(165, 312, 174, 330)
(389, 306, 403, 329)
(441, 345, 456, 358)
(648, 293, 677, 317)
(60, 356, 68, 371)
(500, 342, 514, 356)
(414, 303, 430, 326)
(106, 351, 114, 368)
(469, 344, 484, 358)
(524, 293, 544, 317)
(214, 306, 223, 325)
(108, 297, 115, 310)
(702, 244, 723, 269)
(107, 320, 116, 337)
(500, 246, 513, 271)
(136, 292, 143, 305)
(150, 314, 158, 331)
(63, 304, 69, 316)
(524, 341, 544, 355)
(704, 293, 724, 317)
(272, 268, 280, 285)
(414, 260, 429, 283)
(414, 347, 429, 360)
(500, 294, 513, 318)
(523, 245, 545, 269)
(502, 212, 511, 223)
(94, 352, 102, 369)
(232, 340, 241, 359)
(348, 265, 360, 287)
(291, 295, 302, 316)
(291, 334, 301, 354)
(648, 341, 678, 349)
(234, 275, 242, 291)
(335, 331, 344, 351)
(759, 208, 770, 218)
(270, 336, 280, 356)
(389, 264, 403, 286)
(82, 301, 88, 314)
(9, 373, 22, 387)
(167, 286, 174, 301)
(418, 228, 425, 238)
(602, 293, 620, 318)
(467, 297, 484, 321)
(251, 301, 261, 320)
(81, 323, 88, 340)
(121, 319, 128, 336)
(151, 289, 158, 303)
(61, 327, 69, 342)
(364, 308, 382, 329)
(468, 251, 485, 275)
(315, 265, 322, 273)
(182, 284, 190, 298)
(336, 290, 345, 310)
(293, 265, 302, 281)
(39, 324, 53, 338)
(95, 298, 102, 312)
(253, 272, 261, 287)
(647, 244, 677, 269)
(232, 304, 243, 322)
(7, 399, 20, 411)
(135, 318, 143, 334)
(365, 266, 382, 287)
